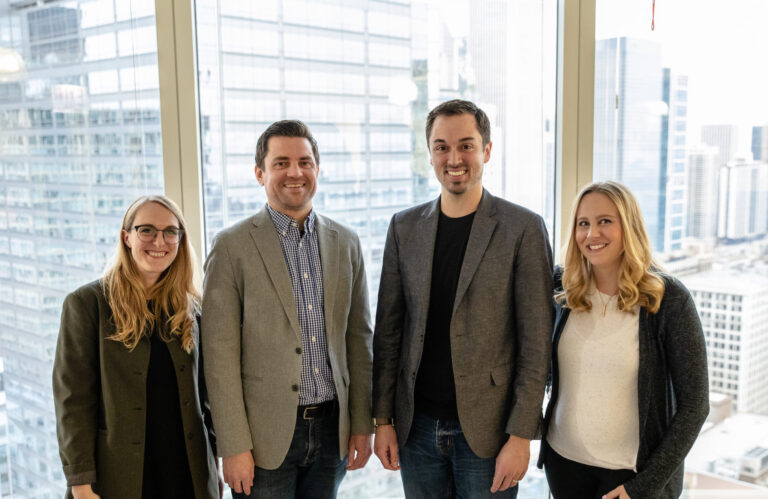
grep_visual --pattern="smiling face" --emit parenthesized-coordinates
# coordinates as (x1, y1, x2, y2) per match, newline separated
(428, 113, 491, 198)
(575, 192, 624, 276)
(122, 201, 181, 289)
(255, 136, 319, 221)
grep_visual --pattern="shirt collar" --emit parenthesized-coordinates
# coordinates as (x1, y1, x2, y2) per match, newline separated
(266, 204, 316, 235)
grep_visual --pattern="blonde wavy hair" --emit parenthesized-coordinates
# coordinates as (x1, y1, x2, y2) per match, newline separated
(103, 195, 200, 352)
(556, 181, 665, 314)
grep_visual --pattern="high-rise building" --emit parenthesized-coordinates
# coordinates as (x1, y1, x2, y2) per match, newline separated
(752, 125, 768, 162)
(0, 1, 163, 496)
(717, 161, 768, 240)
(660, 68, 689, 252)
(701, 124, 741, 167)
(687, 145, 720, 242)
(683, 268, 768, 415)
(593, 37, 665, 252)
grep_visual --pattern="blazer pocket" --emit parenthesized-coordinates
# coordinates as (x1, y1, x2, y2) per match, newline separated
(490, 365, 511, 386)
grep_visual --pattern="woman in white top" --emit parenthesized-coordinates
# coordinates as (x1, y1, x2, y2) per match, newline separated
(537, 181, 709, 499)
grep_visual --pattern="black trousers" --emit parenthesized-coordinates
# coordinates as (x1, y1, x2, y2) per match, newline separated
(542, 440, 636, 499)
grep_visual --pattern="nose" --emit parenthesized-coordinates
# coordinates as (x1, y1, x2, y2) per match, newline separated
(286, 161, 302, 177)
(447, 148, 462, 167)
(152, 231, 165, 246)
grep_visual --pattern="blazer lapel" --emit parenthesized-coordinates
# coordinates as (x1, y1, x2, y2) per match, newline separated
(409, 199, 440, 334)
(453, 190, 497, 317)
(316, 215, 339, 339)
(249, 207, 301, 340)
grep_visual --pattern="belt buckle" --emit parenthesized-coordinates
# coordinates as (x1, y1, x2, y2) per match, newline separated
(303, 405, 318, 419)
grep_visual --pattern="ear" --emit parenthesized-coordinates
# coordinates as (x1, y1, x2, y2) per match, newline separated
(255, 165, 264, 185)
(122, 229, 131, 249)
(483, 140, 492, 163)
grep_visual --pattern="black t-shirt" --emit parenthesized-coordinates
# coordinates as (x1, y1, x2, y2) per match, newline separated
(414, 210, 475, 420)
(142, 330, 195, 499)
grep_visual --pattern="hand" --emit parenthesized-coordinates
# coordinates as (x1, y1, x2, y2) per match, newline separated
(347, 434, 373, 470)
(603, 485, 631, 499)
(374, 424, 400, 470)
(491, 434, 530, 493)
(223, 450, 255, 495)
(71, 484, 100, 499)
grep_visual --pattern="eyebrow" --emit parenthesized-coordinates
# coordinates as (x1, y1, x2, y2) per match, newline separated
(431, 137, 478, 144)
(272, 155, 314, 162)
(577, 214, 617, 220)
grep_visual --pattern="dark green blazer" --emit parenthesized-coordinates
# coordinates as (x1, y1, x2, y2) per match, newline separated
(53, 280, 218, 498)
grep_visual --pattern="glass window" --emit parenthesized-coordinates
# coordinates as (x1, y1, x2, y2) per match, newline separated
(0, 0, 164, 495)
(594, 1, 768, 494)
(196, 0, 557, 496)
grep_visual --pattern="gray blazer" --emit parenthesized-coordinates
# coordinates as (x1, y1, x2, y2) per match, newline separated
(53, 280, 218, 499)
(202, 205, 373, 469)
(373, 190, 554, 458)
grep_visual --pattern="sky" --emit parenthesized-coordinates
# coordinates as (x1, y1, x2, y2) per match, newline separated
(596, 0, 768, 133)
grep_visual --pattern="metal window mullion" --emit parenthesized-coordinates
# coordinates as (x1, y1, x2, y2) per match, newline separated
(555, 0, 595, 258)
(156, 0, 205, 262)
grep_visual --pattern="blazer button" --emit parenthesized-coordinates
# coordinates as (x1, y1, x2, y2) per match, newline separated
(179, 365, 185, 372)
(187, 432, 194, 440)
(184, 400, 191, 407)
(295, 347, 302, 354)
(291, 384, 299, 392)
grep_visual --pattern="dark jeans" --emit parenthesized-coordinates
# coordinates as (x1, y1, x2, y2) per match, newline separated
(232, 401, 347, 499)
(400, 411, 518, 499)
(542, 440, 636, 499)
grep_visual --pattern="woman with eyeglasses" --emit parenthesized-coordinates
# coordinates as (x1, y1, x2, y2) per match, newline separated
(53, 195, 221, 499)
(537, 182, 709, 499)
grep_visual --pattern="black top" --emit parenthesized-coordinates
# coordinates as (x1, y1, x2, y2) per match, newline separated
(142, 330, 195, 499)
(415, 210, 475, 420)
(538, 268, 709, 499)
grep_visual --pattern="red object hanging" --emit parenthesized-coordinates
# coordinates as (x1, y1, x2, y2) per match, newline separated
(652, 0, 656, 30)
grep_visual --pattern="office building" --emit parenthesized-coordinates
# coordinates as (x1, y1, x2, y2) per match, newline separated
(593, 37, 665, 252)
(717, 161, 768, 240)
(701, 124, 741, 167)
(683, 268, 768, 415)
(687, 145, 719, 242)
(660, 68, 689, 252)
(753, 125, 768, 162)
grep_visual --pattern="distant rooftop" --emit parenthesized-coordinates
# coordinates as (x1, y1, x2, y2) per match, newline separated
(681, 268, 768, 295)
(687, 414, 768, 473)
(745, 447, 768, 459)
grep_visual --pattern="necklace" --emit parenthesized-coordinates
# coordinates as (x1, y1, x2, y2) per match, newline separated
(595, 290, 612, 316)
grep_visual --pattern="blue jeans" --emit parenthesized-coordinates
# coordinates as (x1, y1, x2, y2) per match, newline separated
(400, 411, 518, 499)
(232, 401, 347, 499)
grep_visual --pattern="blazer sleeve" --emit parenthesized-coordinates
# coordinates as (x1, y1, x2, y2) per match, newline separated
(623, 288, 709, 498)
(345, 235, 374, 435)
(202, 235, 254, 458)
(506, 215, 554, 439)
(372, 214, 406, 419)
(52, 289, 100, 486)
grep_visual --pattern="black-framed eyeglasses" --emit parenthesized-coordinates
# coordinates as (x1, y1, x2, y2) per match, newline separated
(132, 225, 184, 244)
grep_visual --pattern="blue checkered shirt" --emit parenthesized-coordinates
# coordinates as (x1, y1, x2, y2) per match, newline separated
(267, 205, 336, 405)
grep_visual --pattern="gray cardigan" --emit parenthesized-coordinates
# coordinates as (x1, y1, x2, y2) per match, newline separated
(538, 269, 709, 499)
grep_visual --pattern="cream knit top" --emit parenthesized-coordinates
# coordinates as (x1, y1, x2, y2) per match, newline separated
(547, 287, 640, 471)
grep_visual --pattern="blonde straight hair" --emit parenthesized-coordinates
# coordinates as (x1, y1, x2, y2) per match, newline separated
(103, 195, 200, 352)
(556, 181, 665, 314)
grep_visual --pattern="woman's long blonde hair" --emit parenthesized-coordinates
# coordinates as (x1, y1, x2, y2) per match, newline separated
(556, 181, 665, 313)
(103, 195, 200, 352)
